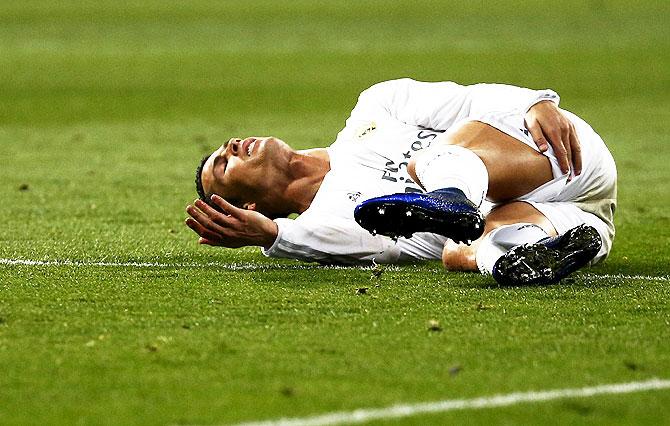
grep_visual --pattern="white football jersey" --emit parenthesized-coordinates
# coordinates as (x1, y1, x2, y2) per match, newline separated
(263, 78, 561, 264)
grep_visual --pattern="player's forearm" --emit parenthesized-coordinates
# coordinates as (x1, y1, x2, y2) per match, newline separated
(262, 218, 401, 264)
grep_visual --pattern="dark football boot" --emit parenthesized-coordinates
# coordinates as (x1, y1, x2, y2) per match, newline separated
(492, 224, 602, 285)
(354, 188, 485, 244)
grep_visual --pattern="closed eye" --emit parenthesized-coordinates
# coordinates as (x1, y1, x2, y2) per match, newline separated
(213, 155, 227, 177)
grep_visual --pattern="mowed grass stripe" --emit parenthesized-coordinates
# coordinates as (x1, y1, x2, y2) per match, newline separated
(233, 378, 670, 426)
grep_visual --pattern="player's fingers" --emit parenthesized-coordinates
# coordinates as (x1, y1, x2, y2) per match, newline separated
(560, 122, 573, 180)
(569, 122, 582, 176)
(194, 199, 236, 227)
(185, 217, 222, 242)
(211, 194, 245, 219)
(184, 217, 205, 236)
(186, 205, 228, 235)
(199, 237, 223, 246)
(526, 119, 549, 152)
(541, 122, 570, 175)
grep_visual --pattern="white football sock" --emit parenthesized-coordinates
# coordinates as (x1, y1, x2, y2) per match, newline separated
(414, 145, 488, 207)
(475, 223, 550, 275)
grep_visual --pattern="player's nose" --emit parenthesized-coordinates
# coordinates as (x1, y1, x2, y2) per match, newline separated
(224, 138, 242, 156)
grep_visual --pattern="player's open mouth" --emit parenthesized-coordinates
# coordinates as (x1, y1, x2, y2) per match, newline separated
(242, 138, 257, 158)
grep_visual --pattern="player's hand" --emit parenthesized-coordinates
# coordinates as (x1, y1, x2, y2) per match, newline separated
(185, 195, 278, 249)
(525, 100, 582, 179)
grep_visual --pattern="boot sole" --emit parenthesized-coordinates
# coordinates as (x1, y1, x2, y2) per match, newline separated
(493, 225, 602, 285)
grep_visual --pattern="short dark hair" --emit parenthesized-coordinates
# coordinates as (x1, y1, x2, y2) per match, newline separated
(194, 154, 226, 213)
(195, 154, 209, 202)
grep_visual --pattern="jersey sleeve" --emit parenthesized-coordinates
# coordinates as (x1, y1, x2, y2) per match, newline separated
(346, 78, 560, 131)
(261, 215, 402, 265)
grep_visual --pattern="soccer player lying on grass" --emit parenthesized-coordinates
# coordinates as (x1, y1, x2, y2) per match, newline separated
(185, 79, 617, 285)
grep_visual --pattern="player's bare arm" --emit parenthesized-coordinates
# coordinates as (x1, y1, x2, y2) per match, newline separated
(185, 195, 278, 249)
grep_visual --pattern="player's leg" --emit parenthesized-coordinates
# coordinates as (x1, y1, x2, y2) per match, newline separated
(354, 121, 553, 243)
(473, 201, 605, 285)
(407, 121, 554, 202)
(490, 224, 601, 285)
(442, 201, 604, 285)
(441, 201, 556, 271)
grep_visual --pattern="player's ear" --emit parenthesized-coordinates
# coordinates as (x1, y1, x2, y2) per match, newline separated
(243, 202, 257, 211)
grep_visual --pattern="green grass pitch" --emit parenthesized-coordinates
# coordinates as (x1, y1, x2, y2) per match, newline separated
(1, 1, 669, 424)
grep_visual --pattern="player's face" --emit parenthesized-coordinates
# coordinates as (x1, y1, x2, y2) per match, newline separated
(200, 136, 293, 209)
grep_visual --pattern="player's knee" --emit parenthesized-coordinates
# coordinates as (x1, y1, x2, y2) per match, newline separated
(407, 149, 433, 186)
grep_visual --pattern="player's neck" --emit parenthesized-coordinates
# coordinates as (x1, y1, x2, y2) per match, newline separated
(285, 148, 330, 213)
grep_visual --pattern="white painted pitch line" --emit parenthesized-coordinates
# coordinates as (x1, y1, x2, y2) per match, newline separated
(233, 378, 670, 426)
(0, 258, 368, 271)
(582, 273, 670, 282)
(1, 258, 668, 281)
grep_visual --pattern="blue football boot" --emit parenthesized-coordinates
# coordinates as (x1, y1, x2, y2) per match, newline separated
(353, 188, 485, 243)
(492, 224, 602, 285)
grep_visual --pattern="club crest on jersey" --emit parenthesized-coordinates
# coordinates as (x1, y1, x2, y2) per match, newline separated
(356, 122, 377, 139)
(347, 191, 362, 202)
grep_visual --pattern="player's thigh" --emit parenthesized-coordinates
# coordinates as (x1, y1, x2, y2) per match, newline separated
(409, 121, 553, 201)
(441, 201, 556, 271)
